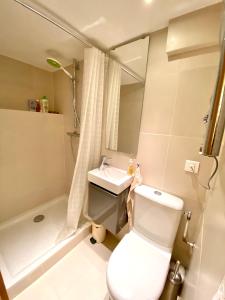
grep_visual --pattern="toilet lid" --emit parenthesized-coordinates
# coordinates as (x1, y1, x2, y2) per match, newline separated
(107, 231, 171, 300)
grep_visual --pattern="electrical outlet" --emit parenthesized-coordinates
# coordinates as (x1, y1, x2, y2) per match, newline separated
(184, 160, 200, 174)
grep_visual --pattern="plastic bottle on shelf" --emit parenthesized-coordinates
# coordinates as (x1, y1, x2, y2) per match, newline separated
(40, 96, 49, 113)
(127, 159, 135, 176)
(36, 99, 41, 112)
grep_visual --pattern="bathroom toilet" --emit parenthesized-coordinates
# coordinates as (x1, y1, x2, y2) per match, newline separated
(106, 185, 184, 300)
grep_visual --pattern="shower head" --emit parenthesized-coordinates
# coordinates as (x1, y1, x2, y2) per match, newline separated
(46, 57, 73, 80)
(46, 57, 61, 69)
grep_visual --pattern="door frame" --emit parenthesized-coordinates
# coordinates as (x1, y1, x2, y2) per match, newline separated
(0, 272, 9, 300)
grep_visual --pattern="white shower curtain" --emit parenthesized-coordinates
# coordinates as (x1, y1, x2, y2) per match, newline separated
(105, 59, 121, 151)
(66, 48, 105, 233)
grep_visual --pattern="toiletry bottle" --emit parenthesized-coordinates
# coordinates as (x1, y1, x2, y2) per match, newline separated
(40, 96, 49, 113)
(127, 159, 135, 176)
(28, 99, 37, 111)
(36, 100, 41, 112)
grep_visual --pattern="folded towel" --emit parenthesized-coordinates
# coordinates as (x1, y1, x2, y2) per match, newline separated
(127, 163, 142, 229)
(212, 275, 225, 300)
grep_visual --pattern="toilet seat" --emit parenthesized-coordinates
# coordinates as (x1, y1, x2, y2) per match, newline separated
(106, 230, 171, 300)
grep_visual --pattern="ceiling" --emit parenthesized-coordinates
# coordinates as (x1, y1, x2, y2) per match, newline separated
(29, 0, 221, 48)
(0, 0, 222, 73)
(0, 1, 85, 72)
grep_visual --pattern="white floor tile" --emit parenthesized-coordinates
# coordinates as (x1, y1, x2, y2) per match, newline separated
(13, 280, 59, 300)
(14, 236, 112, 300)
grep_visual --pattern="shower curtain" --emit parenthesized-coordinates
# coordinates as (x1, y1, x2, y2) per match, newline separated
(66, 48, 105, 233)
(105, 59, 121, 151)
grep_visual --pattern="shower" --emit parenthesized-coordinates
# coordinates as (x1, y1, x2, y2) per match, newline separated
(47, 58, 74, 79)
(46, 57, 80, 130)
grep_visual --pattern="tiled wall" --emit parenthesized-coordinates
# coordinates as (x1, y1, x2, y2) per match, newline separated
(137, 29, 219, 266)
(103, 27, 220, 266)
(0, 55, 54, 111)
(0, 109, 66, 222)
(182, 136, 225, 300)
(0, 57, 83, 221)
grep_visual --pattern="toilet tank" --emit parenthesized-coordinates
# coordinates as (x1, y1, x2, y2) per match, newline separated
(133, 185, 183, 249)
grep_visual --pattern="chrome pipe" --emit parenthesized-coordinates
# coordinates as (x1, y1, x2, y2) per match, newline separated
(72, 59, 80, 128)
(118, 61, 145, 83)
(182, 211, 195, 249)
(109, 33, 150, 51)
(201, 31, 225, 156)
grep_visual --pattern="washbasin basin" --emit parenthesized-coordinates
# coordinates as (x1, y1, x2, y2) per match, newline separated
(88, 166, 133, 195)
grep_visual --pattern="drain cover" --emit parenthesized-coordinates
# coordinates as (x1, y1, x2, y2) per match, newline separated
(154, 190, 162, 196)
(33, 214, 45, 223)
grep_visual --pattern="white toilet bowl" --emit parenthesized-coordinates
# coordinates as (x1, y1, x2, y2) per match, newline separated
(106, 185, 184, 300)
(107, 230, 171, 300)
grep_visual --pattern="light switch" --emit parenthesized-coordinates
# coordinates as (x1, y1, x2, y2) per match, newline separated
(184, 160, 200, 174)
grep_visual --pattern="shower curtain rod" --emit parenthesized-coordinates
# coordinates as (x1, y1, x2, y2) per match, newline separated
(14, 0, 93, 48)
(14, 0, 145, 83)
(109, 33, 150, 51)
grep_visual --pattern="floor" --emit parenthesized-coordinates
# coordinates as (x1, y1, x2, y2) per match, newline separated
(14, 235, 112, 300)
(0, 195, 68, 277)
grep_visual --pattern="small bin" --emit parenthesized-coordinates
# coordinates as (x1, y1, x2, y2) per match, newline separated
(92, 223, 106, 243)
(160, 261, 184, 300)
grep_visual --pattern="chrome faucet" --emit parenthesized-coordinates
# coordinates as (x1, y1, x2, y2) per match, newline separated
(100, 156, 111, 170)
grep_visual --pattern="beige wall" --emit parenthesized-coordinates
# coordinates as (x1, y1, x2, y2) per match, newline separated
(0, 109, 66, 222)
(0, 56, 82, 220)
(182, 135, 225, 300)
(0, 53, 82, 195)
(103, 27, 220, 266)
(54, 64, 83, 192)
(118, 83, 144, 155)
(0, 55, 54, 111)
(137, 29, 219, 266)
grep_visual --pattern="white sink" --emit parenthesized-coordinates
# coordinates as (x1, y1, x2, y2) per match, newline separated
(88, 166, 133, 195)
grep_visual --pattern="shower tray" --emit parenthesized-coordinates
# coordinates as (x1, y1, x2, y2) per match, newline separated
(0, 195, 90, 298)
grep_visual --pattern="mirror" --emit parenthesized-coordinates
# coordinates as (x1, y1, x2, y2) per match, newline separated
(105, 36, 149, 155)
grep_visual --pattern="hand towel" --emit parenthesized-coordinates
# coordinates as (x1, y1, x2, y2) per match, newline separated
(127, 163, 142, 229)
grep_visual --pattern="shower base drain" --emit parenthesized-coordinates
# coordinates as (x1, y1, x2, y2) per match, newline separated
(33, 214, 45, 223)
